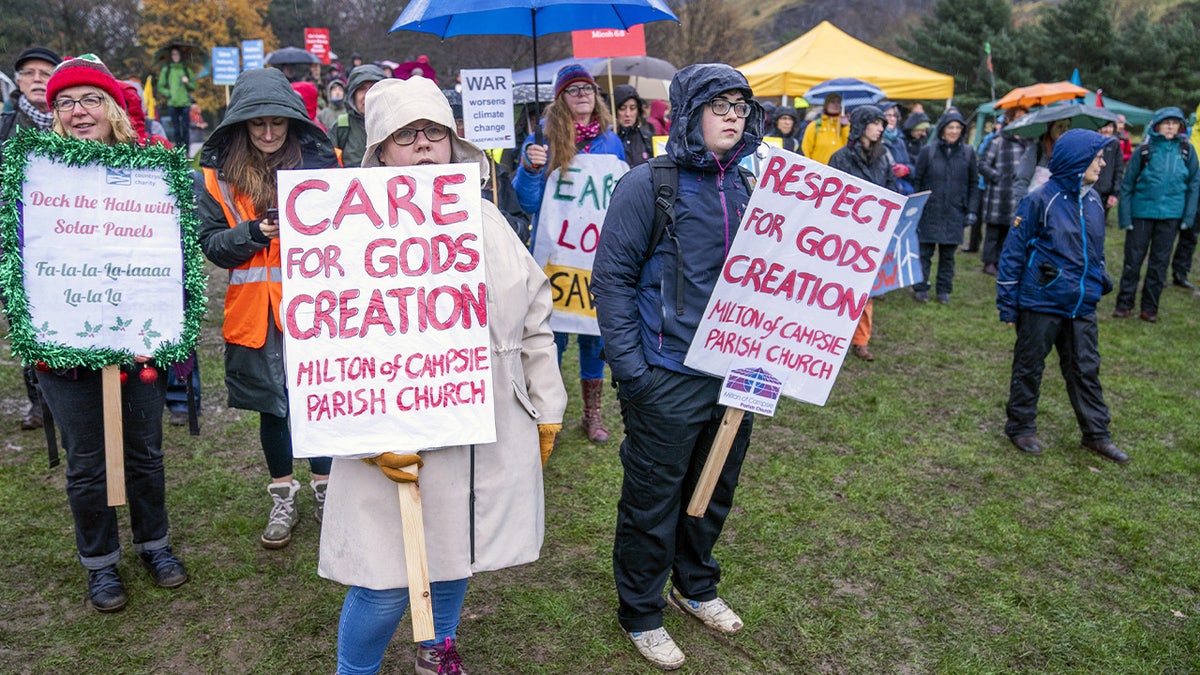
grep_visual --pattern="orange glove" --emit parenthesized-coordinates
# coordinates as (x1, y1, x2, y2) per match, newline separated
(363, 452, 423, 483)
(538, 424, 562, 466)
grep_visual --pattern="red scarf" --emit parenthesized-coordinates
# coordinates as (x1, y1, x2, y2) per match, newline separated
(575, 120, 600, 145)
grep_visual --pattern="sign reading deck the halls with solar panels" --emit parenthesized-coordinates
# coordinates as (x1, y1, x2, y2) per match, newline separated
(686, 147, 910, 412)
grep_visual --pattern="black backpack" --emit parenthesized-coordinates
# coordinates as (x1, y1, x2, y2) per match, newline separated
(641, 154, 756, 316)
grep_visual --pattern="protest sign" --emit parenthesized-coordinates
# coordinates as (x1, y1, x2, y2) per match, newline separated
(461, 69, 514, 151)
(870, 191, 928, 297)
(532, 153, 628, 335)
(685, 146, 907, 407)
(242, 40, 265, 70)
(305, 28, 331, 64)
(277, 165, 495, 458)
(0, 132, 205, 369)
(212, 47, 240, 86)
(571, 24, 646, 58)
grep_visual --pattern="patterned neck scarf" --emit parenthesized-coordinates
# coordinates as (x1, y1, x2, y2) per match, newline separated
(18, 95, 55, 130)
(575, 119, 600, 145)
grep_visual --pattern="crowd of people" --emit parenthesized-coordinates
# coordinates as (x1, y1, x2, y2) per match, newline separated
(3, 38, 1197, 673)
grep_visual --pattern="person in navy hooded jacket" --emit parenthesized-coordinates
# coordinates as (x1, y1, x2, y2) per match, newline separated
(997, 129, 1128, 464)
(593, 63, 763, 670)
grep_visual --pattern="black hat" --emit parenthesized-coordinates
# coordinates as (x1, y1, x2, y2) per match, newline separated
(14, 46, 63, 72)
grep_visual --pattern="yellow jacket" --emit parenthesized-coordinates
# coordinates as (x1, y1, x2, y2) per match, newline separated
(801, 113, 849, 165)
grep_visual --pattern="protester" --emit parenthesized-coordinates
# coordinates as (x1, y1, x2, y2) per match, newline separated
(592, 63, 763, 670)
(977, 107, 1031, 275)
(647, 99, 671, 135)
(913, 109, 979, 304)
(36, 53, 190, 612)
(330, 64, 385, 167)
(612, 84, 653, 167)
(290, 81, 323, 130)
(901, 109, 931, 161)
(2, 45, 62, 431)
(1116, 114, 1133, 163)
(514, 63, 625, 443)
(770, 105, 802, 152)
(879, 102, 914, 195)
(319, 75, 566, 675)
(194, 68, 337, 548)
(997, 129, 1128, 464)
(1113, 106, 1200, 322)
(318, 78, 346, 131)
(829, 105, 894, 362)
(800, 92, 848, 164)
(1093, 120, 1125, 222)
(157, 47, 194, 150)
(1013, 118, 1070, 196)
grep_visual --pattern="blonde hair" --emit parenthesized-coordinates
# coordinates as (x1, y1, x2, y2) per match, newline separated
(220, 120, 303, 215)
(542, 92, 613, 178)
(52, 89, 136, 145)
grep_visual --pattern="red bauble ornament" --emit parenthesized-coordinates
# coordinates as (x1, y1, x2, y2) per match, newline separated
(34, 361, 50, 372)
(139, 366, 159, 384)
(120, 371, 129, 385)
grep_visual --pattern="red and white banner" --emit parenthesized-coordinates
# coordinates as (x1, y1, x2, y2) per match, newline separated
(571, 24, 646, 58)
(277, 165, 495, 457)
(685, 147, 908, 407)
(304, 28, 331, 65)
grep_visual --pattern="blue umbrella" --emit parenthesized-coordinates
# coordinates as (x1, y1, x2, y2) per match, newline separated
(803, 77, 887, 109)
(391, 0, 678, 121)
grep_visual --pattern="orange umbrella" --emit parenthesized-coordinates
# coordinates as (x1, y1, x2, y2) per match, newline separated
(995, 81, 1088, 109)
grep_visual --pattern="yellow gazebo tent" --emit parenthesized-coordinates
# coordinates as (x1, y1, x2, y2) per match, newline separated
(738, 21, 955, 100)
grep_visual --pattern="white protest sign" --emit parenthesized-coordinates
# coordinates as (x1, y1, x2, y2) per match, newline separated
(685, 147, 908, 407)
(533, 153, 628, 335)
(277, 164, 495, 457)
(22, 157, 185, 354)
(461, 68, 514, 151)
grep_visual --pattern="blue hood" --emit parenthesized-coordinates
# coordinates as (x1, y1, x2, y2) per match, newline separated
(1150, 106, 1185, 132)
(665, 63, 764, 171)
(1048, 129, 1111, 193)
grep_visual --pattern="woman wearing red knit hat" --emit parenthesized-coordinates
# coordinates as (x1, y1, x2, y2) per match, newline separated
(38, 53, 189, 613)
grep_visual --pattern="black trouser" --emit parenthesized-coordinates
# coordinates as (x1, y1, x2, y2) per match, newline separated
(612, 368, 753, 632)
(1116, 218, 1179, 313)
(1005, 310, 1110, 445)
(916, 242, 957, 295)
(982, 223, 1011, 266)
(169, 106, 189, 150)
(1171, 223, 1198, 282)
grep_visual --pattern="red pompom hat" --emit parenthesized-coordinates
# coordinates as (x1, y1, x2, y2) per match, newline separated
(46, 53, 125, 110)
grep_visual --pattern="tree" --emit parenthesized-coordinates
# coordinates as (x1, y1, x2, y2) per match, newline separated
(138, 0, 277, 116)
(1021, 0, 1120, 87)
(0, 0, 141, 81)
(646, 0, 754, 73)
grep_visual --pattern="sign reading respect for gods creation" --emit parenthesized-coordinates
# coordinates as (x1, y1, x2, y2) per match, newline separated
(461, 68, 514, 151)
(19, 156, 188, 356)
(533, 153, 629, 335)
(277, 165, 496, 458)
(685, 147, 908, 408)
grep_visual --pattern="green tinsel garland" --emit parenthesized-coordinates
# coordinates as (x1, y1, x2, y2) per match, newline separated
(0, 129, 206, 370)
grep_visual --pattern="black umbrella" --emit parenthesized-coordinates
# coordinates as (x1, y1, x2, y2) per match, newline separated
(265, 46, 320, 66)
(1003, 103, 1120, 139)
(154, 40, 203, 64)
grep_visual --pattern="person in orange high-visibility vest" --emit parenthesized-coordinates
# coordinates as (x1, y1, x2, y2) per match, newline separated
(194, 67, 338, 549)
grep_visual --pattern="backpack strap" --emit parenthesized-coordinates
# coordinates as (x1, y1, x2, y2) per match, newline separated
(645, 155, 678, 264)
(335, 113, 349, 149)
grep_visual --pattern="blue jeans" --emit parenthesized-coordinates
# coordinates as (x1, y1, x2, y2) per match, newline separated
(554, 332, 605, 380)
(337, 579, 469, 675)
(38, 367, 172, 569)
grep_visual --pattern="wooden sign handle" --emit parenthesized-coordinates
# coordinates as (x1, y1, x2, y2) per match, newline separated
(102, 365, 126, 507)
(686, 408, 745, 518)
(398, 465, 435, 642)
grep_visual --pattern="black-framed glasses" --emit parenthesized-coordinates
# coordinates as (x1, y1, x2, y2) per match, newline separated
(708, 98, 751, 118)
(390, 124, 450, 146)
(563, 84, 598, 97)
(53, 95, 104, 113)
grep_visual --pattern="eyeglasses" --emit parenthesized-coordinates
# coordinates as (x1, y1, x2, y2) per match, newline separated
(708, 98, 751, 118)
(53, 95, 104, 112)
(390, 124, 449, 146)
(563, 84, 598, 97)
(18, 68, 53, 80)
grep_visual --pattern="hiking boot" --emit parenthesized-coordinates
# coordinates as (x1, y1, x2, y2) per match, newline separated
(261, 480, 300, 549)
(140, 546, 189, 588)
(1010, 435, 1044, 456)
(87, 565, 128, 613)
(937, 293, 950, 304)
(667, 586, 744, 635)
(1082, 440, 1130, 464)
(624, 627, 685, 671)
(20, 403, 42, 430)
(311, 479, 328, 524)
(415, 637, 467, 674)
(851, 344, 874, 361)
(581, 378, 610, 443)
(914, 290, 929, 303)
(1112, 307, 1131, 318)
(982, 263, 998, 276)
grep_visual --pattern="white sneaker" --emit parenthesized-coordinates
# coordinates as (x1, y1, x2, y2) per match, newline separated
(667, 586, 744, 635)
(624, 626, 685, 670)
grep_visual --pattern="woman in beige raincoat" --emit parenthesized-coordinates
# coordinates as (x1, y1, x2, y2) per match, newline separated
(318, 76, 567, 675)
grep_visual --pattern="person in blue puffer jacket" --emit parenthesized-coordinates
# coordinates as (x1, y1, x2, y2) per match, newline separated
(592, 63, 763, 670)
(996, 128, 1127, 465)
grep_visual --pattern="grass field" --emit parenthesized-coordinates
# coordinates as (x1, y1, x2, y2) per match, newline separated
(2, 227, 1200, 674)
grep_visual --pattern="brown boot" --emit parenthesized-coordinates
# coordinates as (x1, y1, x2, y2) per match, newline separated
(581, 379, 610, 443)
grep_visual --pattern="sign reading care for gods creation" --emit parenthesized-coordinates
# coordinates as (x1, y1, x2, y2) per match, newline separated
(533, 153, 629, 335)
(685, 147, 907, 408)
(277, 165, 495, 458)
(21, 157, 186, 354)
(461, 69, 514, 150)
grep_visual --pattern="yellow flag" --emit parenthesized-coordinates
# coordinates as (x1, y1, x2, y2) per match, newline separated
(143, 77, 157, 120)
